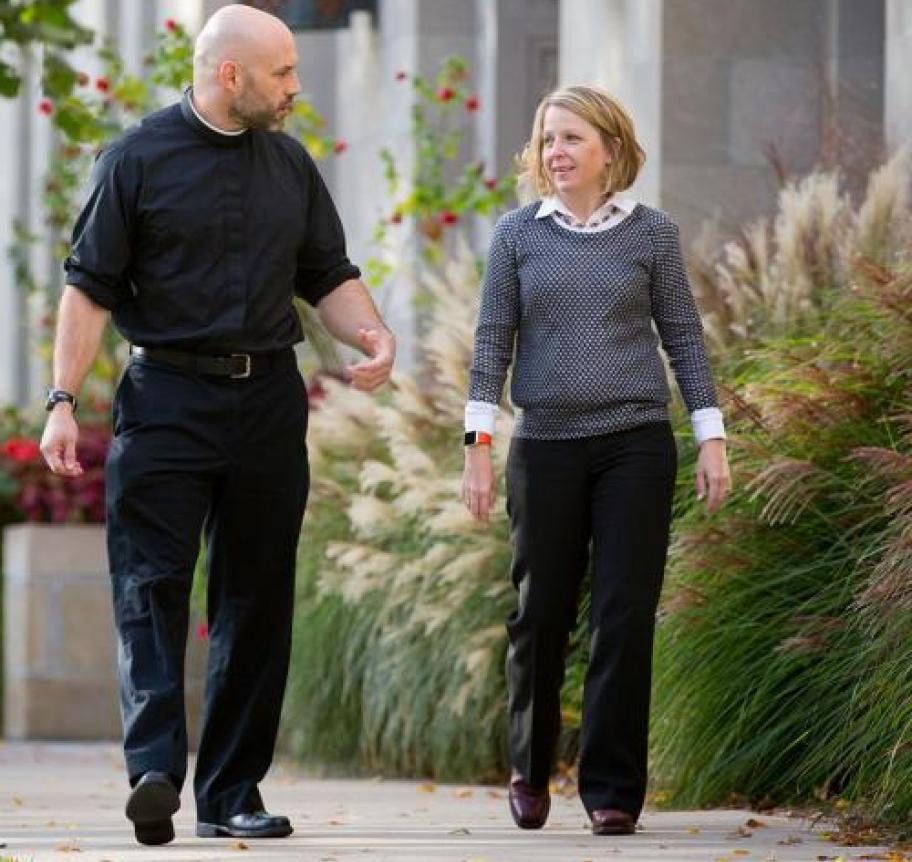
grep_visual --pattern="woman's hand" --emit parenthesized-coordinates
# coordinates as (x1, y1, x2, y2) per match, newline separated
(696, 438, 731, 514)
(463, 445, 497, 522)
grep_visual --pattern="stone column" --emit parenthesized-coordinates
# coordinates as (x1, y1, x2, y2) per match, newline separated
(884, 0, 912, 154)
(333, 10, 382, 274)
(0, 56, 31, 405)
(558, 0, 663, 206)
(475, 0, 558, 244)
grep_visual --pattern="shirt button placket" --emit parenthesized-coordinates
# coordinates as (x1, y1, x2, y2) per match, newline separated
(222, 148, 247, 332)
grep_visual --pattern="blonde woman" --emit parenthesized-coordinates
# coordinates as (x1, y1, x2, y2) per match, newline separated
(463, 85, 731, 835)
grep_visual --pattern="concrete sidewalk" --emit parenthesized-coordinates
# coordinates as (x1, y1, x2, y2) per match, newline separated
(0, 742, 891, 861)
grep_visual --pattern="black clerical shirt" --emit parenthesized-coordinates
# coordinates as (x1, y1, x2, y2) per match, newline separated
(64, 90, 361, 353)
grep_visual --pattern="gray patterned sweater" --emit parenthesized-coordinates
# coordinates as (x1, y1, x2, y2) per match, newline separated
(468, 201, 719, 439)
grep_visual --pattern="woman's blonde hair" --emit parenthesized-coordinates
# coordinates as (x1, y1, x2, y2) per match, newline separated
(518, 85, 645, 198)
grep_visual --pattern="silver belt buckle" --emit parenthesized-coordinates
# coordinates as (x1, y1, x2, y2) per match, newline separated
(230, 353, 252, 379)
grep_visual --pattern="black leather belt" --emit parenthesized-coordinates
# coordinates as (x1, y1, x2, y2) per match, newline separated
(130, 345, 283, 379)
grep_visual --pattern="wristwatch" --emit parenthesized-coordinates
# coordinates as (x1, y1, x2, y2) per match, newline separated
(45, 388, 78, 413)
(463, 431, 492, 446)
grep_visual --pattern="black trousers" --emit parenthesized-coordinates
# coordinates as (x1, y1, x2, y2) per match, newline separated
(105, 351, 309, 823)
(505, 422, 677, 819)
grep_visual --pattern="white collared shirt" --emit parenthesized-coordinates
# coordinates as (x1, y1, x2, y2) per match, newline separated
(534, 191, 638, 233)
(466, 192, 727, 445)
(187, 89, 247, 137)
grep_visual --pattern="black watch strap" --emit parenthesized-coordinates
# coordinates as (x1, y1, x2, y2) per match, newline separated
(45, 388, 78, 412)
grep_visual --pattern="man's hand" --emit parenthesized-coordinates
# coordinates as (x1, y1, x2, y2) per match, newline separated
(695, 438, 731, 514)
(40, 404, 84, 477)
(346, 327, 395, 392)
(462, 445, 497, 522)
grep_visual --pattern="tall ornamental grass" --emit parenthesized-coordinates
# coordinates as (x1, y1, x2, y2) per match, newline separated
(281, 240, 517, 780)
(652, 151, 912, 824)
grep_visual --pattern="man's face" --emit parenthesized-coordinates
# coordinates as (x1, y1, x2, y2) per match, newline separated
(230, 39, 300, 130)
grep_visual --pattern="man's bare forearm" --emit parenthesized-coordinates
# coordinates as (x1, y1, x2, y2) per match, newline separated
(316, 278, 389, 352)
(53, 285, 110, 394)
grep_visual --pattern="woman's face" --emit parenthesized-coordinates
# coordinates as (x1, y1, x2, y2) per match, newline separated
(541, 105, 611, 198)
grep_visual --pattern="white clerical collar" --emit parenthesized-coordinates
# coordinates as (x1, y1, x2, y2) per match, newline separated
(535, 192, 638, 224)
(188, 90, 247, 137)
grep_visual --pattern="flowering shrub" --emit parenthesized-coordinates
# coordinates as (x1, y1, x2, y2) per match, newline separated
(366, 56, 515, 284)
(0, 412, 109, 524)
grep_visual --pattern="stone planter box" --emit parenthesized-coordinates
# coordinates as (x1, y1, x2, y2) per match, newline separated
(3, 523, 206, 741)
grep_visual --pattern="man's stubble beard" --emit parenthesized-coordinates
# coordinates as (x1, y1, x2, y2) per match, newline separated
(230, 80, 288, 130)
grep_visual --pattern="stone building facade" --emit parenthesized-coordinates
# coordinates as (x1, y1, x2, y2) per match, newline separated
(0, 0, 907, 404)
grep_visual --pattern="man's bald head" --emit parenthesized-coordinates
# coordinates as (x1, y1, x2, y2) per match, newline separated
(192, 5, 299, 130)
(194, 5, 294, 82)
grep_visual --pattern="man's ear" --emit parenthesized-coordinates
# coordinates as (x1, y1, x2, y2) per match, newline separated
(217, 59, 241, 92)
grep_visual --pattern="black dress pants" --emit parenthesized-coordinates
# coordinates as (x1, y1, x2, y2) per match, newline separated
(105, 351, 309, 823)
(505, 422, 677, 819)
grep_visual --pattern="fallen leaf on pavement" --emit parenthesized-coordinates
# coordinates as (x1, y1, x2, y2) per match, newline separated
(686, 826, 701, 834)
(745, 818, 767, 827)
(231, 840, 248, 850)
(777, 833, 803, 845)
(454, 789, 473, 798)
(418, 782, 437, 793)
(448, 827, 471, 835)
(55, 842, 82, 852)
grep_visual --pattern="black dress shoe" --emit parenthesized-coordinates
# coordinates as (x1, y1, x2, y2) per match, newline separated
(196, 811, 293, 838)
(125, 771, 180, 846)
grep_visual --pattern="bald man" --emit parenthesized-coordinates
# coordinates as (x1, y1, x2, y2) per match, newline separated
(40, 4, 395, 845)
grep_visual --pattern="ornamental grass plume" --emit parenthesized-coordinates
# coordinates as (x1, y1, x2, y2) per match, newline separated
(282, 237, 517, 780)
(651, 152, 912, 825)
(690, 165, 860, 348)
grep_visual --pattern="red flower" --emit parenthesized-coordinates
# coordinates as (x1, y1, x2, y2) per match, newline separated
(2, 438, 41, 464)
(164, 18, 179, 33)
(95, 77, 110, 93)
(197, 622, 209, 641)
(484, 178, 498, 190)
(439, 210, 459, 226)
(395, 70, 408, 82)
(436, 87, 455, 102)
(38, 99, 53, 116)
(389, 211, 403, 224)
(333, 139, 348, 154)
(306, 374, 327, 405)
(464, 94, 479, 112)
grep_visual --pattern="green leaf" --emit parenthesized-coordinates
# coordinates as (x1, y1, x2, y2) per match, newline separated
(41, 50, 77, 98)
(0, 59, 21, 97)
(53, 96, 110, 143)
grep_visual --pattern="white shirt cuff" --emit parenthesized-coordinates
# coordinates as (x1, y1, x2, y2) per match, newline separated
(465, 400, 497, 436)
(691, 407, 726, 445)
